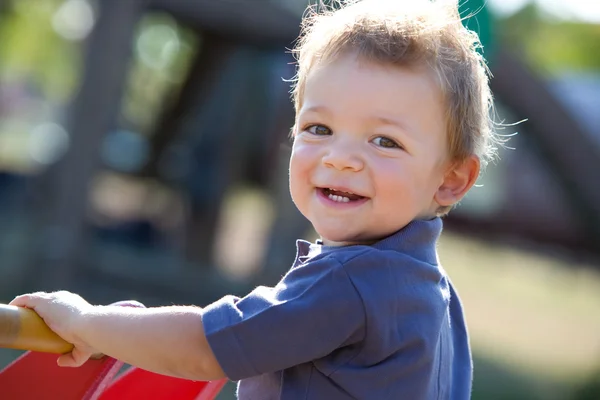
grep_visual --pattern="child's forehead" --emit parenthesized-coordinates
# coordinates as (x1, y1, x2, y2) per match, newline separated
(302, 54, 443, 105)
(306, 52, 439, 88)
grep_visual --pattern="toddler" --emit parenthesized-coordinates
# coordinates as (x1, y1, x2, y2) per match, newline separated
(12, 1, 496, 398)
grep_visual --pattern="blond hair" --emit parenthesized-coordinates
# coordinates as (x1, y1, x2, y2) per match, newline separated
(291, 0, 497, 212)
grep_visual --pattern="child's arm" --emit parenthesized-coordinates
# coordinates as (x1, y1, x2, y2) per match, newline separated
(9, 291, 225, 381)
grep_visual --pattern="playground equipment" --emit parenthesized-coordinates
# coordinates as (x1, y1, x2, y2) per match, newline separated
(0, 303, 226, 399)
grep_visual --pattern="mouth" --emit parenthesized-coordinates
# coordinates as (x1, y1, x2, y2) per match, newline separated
(318, 187, 368, 203)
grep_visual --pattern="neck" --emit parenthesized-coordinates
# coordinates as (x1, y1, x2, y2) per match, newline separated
(320, 238, 378, 247)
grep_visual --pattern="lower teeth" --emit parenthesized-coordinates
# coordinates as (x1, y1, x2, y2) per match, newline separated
(328, 194, 350, 203)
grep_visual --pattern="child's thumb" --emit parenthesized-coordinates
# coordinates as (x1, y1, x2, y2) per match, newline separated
(57, 347, 92, 367)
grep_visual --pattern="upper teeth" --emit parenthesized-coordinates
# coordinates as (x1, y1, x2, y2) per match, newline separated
(329, 188, 354, 195)
(328, 194, 350, 203)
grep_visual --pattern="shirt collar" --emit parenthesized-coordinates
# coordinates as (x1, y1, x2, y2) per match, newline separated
(294, 217, 442, 266)
(371, 217, 442, 265)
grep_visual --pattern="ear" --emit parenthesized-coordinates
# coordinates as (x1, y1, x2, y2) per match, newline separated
(434, 155, 480, 207)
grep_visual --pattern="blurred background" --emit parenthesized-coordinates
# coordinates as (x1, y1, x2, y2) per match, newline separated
(0, 0, 598, 398)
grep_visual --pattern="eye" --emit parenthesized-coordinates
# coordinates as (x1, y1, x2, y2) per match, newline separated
(306, 125, 332, 136)
(372, 136, 401, 149)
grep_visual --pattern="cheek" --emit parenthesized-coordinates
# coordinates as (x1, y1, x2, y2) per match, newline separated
(373, 160, 430, 205)
(372, 163, 408, 202)
(290, 143, 316, 177)
(289, 145, 313, 202)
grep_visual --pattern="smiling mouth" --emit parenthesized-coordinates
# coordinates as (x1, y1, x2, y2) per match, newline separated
(319, 188, 367, 203)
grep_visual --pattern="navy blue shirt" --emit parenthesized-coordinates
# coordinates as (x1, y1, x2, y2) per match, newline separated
(203, 218, 473, 399)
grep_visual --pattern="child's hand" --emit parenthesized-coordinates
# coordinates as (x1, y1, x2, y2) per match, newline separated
(9, 291, 98, 367)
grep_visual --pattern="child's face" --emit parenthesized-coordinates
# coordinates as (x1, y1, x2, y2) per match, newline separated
(289, 54, 451, 246)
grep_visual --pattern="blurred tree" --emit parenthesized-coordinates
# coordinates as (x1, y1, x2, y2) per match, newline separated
(0, 0, 84, 104)
(498, 3, 600, 75)
(120, 12, 198, 136)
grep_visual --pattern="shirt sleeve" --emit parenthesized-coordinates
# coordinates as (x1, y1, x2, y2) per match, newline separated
(201, 255, 366, 381)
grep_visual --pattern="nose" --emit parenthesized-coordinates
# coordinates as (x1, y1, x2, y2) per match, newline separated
(322, 141, 364, 172)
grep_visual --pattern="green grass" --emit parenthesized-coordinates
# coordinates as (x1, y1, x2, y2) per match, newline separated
(439, 232, 600, 399)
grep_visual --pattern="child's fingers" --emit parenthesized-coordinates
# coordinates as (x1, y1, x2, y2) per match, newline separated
(57, 347, 92, 368)
(57, 353, 79, 368)
(8, 292, 49, 308)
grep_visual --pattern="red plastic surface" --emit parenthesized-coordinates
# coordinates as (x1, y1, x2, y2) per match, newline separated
(0, 352, 226, 400)
(99, 367, 227, 400)
(0, 351, 122, 400)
